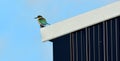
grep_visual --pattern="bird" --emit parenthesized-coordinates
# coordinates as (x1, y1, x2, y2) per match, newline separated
(35, 15, 50, 28)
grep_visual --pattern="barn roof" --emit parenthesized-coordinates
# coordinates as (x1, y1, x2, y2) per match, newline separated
(41, 1, 120, 42)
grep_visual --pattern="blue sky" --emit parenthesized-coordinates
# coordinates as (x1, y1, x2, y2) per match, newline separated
(0, 0, 118, 61)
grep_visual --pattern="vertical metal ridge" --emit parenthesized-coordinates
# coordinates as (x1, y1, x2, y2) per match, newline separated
(106, 21, 109, 61)
(103, 22, 106, 61)
(98, 24, 101, 61)
(88, 28, 91, 61)
(86, 28, 89, 61)
(110, 20, 113, 61)
(115, 18, 118, 61)
(70, 33, 72, 61)
(81, 31, 83, 61)
(72, 33, 74, 61)
(93, 26, 95, 61)
(75, 32, 78, 61)
(69, 33, 74, 61)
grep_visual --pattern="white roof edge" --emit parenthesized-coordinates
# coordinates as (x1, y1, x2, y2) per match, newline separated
(41, 1, 120, 42)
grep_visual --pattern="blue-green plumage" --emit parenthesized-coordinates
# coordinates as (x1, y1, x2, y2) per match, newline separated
(38, 18, 49, 25)
(35, 15, 50, 28)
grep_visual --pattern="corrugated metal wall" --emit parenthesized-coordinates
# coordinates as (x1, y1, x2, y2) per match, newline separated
(52, 16, 120, 61)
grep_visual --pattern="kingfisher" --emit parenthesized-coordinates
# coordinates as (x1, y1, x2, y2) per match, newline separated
(35, 15, 50, 28)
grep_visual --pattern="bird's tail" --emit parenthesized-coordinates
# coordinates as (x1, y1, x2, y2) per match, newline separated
(47, 23, 50, 25)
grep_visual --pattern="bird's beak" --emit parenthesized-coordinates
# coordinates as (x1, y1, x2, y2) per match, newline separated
(34, 17, 37, 19)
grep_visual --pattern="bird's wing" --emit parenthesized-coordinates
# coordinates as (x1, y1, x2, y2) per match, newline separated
(43, 18, 46, 21)
(41, 18, 47, 23)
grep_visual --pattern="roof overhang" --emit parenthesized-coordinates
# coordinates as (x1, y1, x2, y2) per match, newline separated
(41, 1, 120, 42)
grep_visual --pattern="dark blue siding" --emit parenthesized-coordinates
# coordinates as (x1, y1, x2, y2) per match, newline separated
(51, 16, 120, 61)
(52, 34, 70, 61)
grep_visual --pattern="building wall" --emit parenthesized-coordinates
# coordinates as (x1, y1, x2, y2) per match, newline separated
(51, 16, 120, 61)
